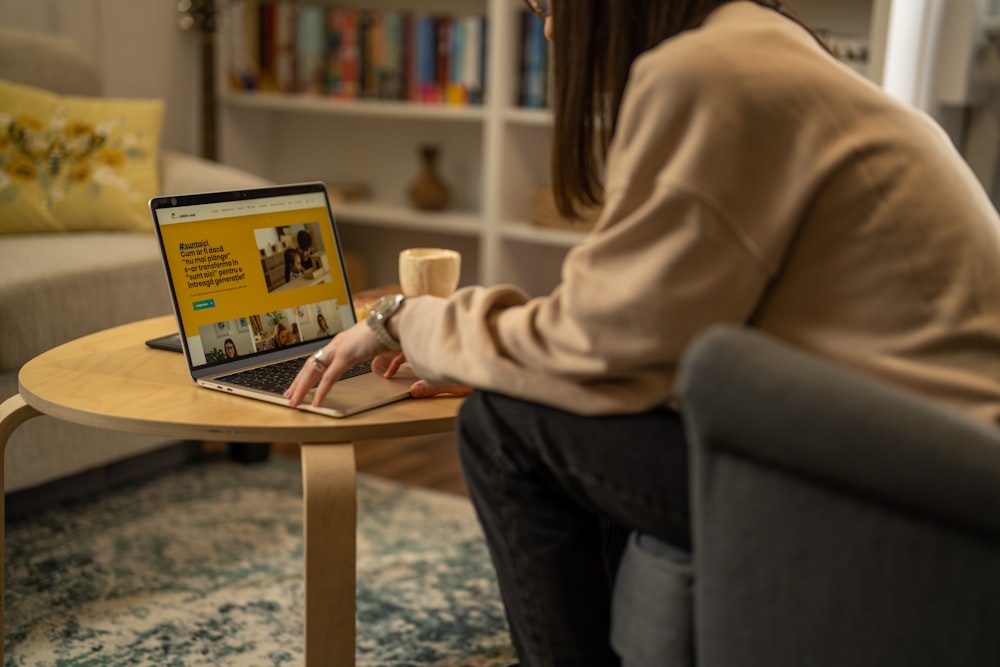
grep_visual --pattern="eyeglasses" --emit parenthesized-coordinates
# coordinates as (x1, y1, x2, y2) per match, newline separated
(522, 0, 551, 19)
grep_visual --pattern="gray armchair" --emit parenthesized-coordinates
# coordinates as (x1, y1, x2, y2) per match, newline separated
(611, 325, 1000, 667)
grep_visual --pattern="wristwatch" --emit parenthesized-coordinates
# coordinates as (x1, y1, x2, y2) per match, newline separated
(366, 293, 405, 350)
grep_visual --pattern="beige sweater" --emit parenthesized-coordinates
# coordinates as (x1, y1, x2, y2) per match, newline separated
(398, 2, 1000, 424)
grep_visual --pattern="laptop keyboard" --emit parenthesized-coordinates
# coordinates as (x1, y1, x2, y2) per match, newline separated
(216, 357, 372, 395)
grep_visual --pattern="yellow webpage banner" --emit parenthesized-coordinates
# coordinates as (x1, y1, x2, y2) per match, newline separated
(158, 207, 348, 337)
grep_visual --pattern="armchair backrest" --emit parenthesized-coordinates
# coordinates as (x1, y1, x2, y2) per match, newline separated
(678, 325, 1000, 667)
(0, 26, 100, 96)
(679, 325, 1000, 537)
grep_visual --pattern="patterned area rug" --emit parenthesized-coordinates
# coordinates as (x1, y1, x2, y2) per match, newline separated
(4, 457, 515, 666)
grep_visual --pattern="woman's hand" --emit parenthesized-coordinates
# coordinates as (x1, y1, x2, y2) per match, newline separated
(284, 321, 385, 407)
(371, 352, 474, 398)
(284, 322, 473, 408)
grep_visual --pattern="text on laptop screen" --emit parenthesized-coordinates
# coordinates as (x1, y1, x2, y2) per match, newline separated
(153, 188, 355, 371)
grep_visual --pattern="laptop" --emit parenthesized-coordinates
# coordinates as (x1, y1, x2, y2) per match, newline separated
(149, 181, 412, 417)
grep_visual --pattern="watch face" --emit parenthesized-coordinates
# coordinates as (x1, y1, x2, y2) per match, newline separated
(372, 294, 394, 311)
(369, 294, 403, 319)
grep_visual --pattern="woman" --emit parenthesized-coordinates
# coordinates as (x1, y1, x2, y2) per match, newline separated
(223, 338, 238, 359)
(288, 1, 1000, 664)
(274, 322, 292, 349)
(296, 229, 314, 270)
(317, 313, 331, 337)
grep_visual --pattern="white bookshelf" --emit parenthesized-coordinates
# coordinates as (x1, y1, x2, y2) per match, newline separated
(216, 0, 893, 295)
(793, 0, 892, 83)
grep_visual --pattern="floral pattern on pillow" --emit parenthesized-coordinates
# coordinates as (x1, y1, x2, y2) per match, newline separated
(1, 108, 153, 211)
(0, 78, 163, 234)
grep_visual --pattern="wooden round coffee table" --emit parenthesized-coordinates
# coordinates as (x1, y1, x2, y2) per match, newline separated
(1, 315, 464, 666)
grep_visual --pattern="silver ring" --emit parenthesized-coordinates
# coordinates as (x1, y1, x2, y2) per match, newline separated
(311, 350, 328, 372)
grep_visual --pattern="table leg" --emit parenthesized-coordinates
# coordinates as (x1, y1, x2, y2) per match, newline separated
(0, 395, 42, 661)
(300, 443, 357, 667)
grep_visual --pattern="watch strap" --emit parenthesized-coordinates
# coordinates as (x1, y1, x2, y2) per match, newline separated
(368, 317, 402, 350)
(366, 294, 404, 350)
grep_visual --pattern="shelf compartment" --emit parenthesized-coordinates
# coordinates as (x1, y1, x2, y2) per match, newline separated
(336, 223, 481, 289)
(333, 201, 483, 236)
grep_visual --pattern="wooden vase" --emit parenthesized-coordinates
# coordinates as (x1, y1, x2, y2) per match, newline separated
(407, 145, 450, 211)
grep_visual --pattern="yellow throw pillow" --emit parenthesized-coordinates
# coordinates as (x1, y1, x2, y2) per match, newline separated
(0, 79, 163, 234)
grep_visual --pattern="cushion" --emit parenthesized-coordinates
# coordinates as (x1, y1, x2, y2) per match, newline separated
(0, 232, 171, 369)
(611, 532, 694, 666)
(0, 78, 163, 234)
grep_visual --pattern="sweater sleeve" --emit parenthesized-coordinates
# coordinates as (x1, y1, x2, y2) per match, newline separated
(397, 45, 776, 415)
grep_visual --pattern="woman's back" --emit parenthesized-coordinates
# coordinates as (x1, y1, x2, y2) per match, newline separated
(608, 2, 1000, 421)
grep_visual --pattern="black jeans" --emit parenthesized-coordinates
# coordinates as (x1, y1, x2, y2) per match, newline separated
(456, 390, 691, 667)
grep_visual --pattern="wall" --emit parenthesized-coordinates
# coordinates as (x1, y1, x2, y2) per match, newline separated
(0, 0, 202, 155)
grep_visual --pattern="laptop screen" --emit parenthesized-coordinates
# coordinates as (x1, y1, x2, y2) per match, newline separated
(150, 182, 356, 373)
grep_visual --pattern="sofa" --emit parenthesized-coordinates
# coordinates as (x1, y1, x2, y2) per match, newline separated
(0, 26, 271, 494)
(611, 325, 1000, 666)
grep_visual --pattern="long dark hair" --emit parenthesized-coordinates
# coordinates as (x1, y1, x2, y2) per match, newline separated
(549, 0, 827, 219)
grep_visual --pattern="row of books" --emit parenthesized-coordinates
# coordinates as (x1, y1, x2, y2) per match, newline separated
(224, 2, 488, 106)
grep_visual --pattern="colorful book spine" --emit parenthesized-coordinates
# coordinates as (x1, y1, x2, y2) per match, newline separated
(382, 11, 404, 100)
(324, 8, 344, 96)
(327, 8, 360, 99)
(226, 0, 259, 90)
(435, 18, 452, 105)
(257, 1, 276, 91)
(359, 10, 380, 99)
(410, 14, 439, 103)
(399, 12, 414, 100)
(520, 10, 548, 108)
(296, 5, 326, 94)
(273, 1, 297, 92)
(461, 15, 486, 106)
(444, 17, 463, 105)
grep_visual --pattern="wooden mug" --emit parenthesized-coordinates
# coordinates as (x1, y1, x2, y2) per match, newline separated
(398, 247, 461, 297)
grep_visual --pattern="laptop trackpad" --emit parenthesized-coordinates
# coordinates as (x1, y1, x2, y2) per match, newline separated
(301, 372, 414, 418)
